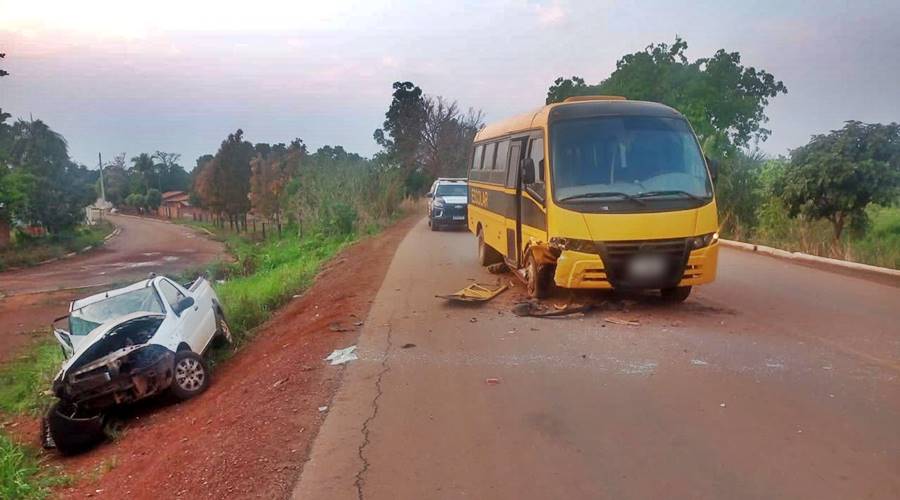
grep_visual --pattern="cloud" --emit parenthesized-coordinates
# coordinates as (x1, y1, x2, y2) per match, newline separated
(532, 0, 568, 26)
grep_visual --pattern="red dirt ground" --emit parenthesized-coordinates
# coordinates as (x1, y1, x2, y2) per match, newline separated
(42, 215, 419, 499)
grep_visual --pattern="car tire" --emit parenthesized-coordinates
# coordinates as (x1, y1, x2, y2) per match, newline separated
(45, 401, 107, 455)
(661, 286, 692, 302)
(170, 351, 210, 401)
(526, 253, 553, 299)
(477, 227, 503, 266)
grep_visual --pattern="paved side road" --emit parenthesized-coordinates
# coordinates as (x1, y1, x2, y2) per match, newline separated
(293, 218, 899, 500)
(0, 214, 225, 296)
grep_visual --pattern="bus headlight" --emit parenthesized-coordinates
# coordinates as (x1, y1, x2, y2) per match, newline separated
(689, 232, 719, 250)
(432, 198, 445, 208)
(549, 237, 598, 253)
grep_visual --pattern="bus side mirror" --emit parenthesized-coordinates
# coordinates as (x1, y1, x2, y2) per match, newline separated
(521, 159, 536, 185)
(425, 191, 433, 198)
(705, 156, 719, 183)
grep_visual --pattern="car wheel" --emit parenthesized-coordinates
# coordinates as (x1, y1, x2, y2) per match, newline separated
(170, 351, 210, 401)
(526, 253, 553, 299)
(661, 286, 692, 302)
(477, 227, 503, 266)
(45, 401, 107, 455)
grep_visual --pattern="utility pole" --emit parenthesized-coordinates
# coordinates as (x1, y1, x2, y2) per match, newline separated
(98, 152, 107, 203)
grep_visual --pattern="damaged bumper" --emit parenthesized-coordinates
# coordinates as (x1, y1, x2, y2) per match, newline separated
(55, 344, 175, 412)
(553, 243, 719, 289)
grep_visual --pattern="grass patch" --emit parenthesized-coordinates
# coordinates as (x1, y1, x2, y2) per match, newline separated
(0, 433, 68, 500)
(0, 341, 64, 415)
(0, 220, 115, 271)
(215, 232, 351, 344)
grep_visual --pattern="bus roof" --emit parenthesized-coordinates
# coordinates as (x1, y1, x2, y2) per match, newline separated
(474, 98, 682, 142)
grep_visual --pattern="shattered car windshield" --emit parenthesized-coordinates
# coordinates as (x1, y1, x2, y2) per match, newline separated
(69, 287, 165, 336)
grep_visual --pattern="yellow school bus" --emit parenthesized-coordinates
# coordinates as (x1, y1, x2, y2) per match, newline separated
(467, 96, 719, 301)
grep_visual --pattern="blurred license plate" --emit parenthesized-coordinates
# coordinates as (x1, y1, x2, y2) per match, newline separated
(628, 254, 666, 280)
(452, 216, 465, 220)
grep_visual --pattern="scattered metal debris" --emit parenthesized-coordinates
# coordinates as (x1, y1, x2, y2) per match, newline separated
(603, 317, 640, 326)
(436, 282, 509, 303)
(511, 300, 592, 318)
(487, 262, 509, 274)
(325, 346, 358, 365)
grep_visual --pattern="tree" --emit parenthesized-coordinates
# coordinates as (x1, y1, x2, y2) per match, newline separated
(419, 96, 484, 179)
(152, 151, 191, 192)
(249, 140, 304, 231)
(131, 153, 155, 191)
(374, 81, 427, 172)
(100, 154, 130, 206)
(145, 188, 162, 211)
(8, 119, 94, 232)
(779, 121, 900, 243)
(546, 38, 787, 153)
(0, 52, 8, 78)
(195, 130, 255, 229)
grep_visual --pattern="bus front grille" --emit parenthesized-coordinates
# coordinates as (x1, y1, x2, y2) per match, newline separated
(597, 237, 689, 288)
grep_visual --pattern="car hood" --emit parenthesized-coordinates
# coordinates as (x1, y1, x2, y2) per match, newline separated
(58, 311, 166, 377)
(438, 195, 468, 205)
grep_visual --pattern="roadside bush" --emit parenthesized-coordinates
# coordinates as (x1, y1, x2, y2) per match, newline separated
(0, 220, 114, 271)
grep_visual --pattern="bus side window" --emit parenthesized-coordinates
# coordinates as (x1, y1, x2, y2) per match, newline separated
(527, 137, 545, 200)
(471, 144, 484, 171)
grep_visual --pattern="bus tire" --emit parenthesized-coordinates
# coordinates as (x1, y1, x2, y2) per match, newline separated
(526, 253, 553, 299)
(661, 286, 692, 302)
(477, 227, 502, 266)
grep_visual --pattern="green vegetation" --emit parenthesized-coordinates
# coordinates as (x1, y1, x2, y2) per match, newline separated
(0, 340, 67, 500)
(0, 220, 115, 271)
(0, 341, 63, 415)
(215, 233, 351, 340)
(0, 432, 67, 500)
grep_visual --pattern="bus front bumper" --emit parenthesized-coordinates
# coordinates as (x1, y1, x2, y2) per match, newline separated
(553, 243, 719, 289)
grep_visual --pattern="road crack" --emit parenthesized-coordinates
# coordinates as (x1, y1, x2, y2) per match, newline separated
(354, 323, 393, 500)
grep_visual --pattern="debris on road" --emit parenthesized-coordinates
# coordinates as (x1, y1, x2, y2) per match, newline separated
(603, 317, 640, 326)
(485, 378, 501, 385)
(318, 406, 328, 412)
(328, 322, 351, 332)
(487, 262, 509, 274)
(512, 300, 592, 318)
(401, 343, 416, 349)
(325, 345, 358, 365)
(436, 282, 508, 303)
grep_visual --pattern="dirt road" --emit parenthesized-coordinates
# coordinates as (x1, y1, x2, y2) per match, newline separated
(294, 219, 900, 500)
(0, 214, 225, 362)
(0, 214, 224, 296)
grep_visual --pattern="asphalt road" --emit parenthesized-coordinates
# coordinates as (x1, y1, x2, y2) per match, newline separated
(0, 214, 224, 296)
(293, 218, 899, 500)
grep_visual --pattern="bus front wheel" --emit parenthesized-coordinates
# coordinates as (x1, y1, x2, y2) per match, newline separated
(526, 254, 553, 299)
(661, 286, 692, 302)
(477, 228, 502, 266)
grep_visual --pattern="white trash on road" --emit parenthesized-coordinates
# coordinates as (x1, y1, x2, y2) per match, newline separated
(325, 345, 358, 365)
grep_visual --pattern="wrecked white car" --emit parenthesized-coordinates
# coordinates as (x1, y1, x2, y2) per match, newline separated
(44, 275, 231, 454)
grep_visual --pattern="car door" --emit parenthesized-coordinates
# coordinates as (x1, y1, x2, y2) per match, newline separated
(157, 279, 204, 352)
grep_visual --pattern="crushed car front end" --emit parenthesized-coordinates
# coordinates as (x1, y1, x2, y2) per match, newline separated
(54, 343, 175, 412)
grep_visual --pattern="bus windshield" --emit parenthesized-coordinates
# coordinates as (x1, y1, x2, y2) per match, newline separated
(550, 116, 712, 203)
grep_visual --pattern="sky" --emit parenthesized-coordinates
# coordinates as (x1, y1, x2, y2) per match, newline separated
(1, 0, 899, 169)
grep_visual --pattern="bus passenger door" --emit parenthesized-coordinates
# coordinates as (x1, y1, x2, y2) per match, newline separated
(505, 139, 526, 267)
